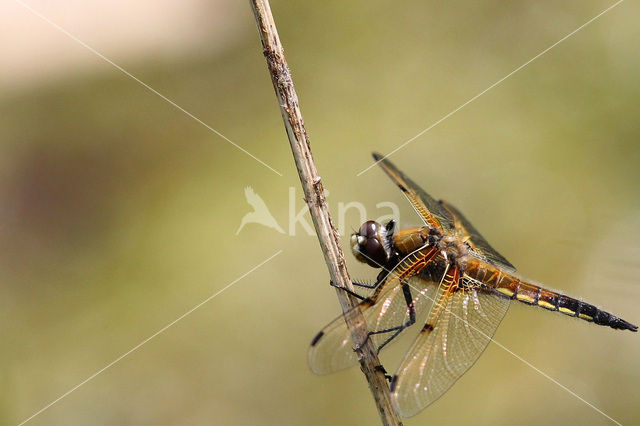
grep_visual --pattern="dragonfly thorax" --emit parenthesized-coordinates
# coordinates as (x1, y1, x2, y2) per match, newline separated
(438, 235, 472, 269)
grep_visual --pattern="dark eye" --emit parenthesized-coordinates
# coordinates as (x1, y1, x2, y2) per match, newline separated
(352, 221, 388, 268)
(359, 220, 379, 238)
(363, 238, 387, 268)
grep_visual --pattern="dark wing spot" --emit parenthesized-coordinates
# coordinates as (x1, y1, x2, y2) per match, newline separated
(389, 375, 399, 393)
(361, 297, 375, 308)
(422, 323, 434, 333)
(310, 331, 324, 346)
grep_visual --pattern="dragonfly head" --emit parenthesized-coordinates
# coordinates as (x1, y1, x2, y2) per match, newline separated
(351, 220, 394, 268)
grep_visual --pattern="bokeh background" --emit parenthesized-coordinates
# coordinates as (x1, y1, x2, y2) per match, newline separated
(2, 0, 639, 424)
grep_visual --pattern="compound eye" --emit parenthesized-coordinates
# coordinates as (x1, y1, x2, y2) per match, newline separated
(364, 238, 387, 267)
(359, 220, 380, 238)
(352, 220, 389, 268)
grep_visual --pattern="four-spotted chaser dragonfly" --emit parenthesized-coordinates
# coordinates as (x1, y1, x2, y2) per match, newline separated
(308, 152, 637, 418)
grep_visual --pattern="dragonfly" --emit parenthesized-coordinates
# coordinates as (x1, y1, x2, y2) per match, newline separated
(308, 152, 637, 418)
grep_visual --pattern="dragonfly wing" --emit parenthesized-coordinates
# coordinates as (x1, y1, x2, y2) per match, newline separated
(372, 153, 454, 233)
(307, 284, 400, 375)
(308, 279, 429, 374)
(371, 152, 514, 271)
(439, 199, 515, 272)
(391, 280, 510, 417)
(308, 249, 440, 375)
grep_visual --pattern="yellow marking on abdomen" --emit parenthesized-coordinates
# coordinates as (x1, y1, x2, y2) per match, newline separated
(579, 313, 593, 321)
(516, 293, 535, 303)
(496, 287, 514, 297)
(537, 300, 556, 310)
(559, 307, 575, 315)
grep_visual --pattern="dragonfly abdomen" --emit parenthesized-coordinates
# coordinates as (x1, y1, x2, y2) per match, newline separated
(466, 261, 638, 332)
(517, 283, 637, 331)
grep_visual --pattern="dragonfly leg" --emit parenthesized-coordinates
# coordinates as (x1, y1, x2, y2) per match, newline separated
(352, 280, 378, 289)
(362, 282, 416, 354)
(329, 280, 367, 300)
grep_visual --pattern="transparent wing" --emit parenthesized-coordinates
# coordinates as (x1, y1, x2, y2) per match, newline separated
(308, 248, 440, 375)
(308, 277, 437, 374)
(391, 280, 510, 417)
(439, 199, 515, 272)
(372, 153, 515, 272)
(373, 153, 454, 234)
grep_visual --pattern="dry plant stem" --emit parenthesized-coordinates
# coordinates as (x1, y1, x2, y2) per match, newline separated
(249, 1, 402, 425)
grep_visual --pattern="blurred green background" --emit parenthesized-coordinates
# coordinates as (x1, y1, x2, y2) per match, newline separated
(1, 0, 638, 424)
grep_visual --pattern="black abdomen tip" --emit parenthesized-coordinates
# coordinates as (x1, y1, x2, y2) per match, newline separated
(590, 306, 637, 332)
(607, 315, 638, 332)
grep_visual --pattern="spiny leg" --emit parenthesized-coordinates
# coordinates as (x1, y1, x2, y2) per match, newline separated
(329, 280, 367, 300)
(329, 278, 382, 300)
(329, 269, 388, 300)
(352, 281, 379, 289)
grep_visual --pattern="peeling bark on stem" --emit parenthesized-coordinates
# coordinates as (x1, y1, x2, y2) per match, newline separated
(249, 1, 402, 425)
